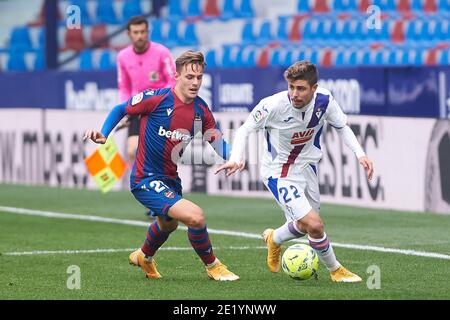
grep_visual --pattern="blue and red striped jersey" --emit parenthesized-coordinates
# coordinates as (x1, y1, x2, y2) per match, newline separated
(101, 88, 229, 189)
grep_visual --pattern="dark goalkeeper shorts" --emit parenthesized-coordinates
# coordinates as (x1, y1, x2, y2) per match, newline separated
(128, 115, 140, 137)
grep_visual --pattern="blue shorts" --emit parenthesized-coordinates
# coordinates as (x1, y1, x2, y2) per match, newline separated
(131, 177, 183, 221)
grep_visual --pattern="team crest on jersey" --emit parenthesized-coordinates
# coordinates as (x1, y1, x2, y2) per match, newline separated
(164, 190, 175, 198)
(290, 128, 314, 145)
(253, 110, 264, 123)
(149, 71, 160, 81)
(315, 107, 322, 119)
(131, 92, 143, 105)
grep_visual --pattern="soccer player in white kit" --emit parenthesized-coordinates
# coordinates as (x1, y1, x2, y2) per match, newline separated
(215, 61, 374, 282)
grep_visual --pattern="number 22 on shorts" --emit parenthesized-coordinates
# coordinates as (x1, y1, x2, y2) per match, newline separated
(279, 185, 301, 203)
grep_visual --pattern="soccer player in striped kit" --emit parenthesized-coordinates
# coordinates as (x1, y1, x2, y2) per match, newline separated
(215, 61, 374, 282)
(84, 51, 239, 281)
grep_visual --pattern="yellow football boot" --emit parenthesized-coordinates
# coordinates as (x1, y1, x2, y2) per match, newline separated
(129, 249, 161, 279)
(262, 228, 281, 272)
(330, 266, 362, 283)
(206, 260, 239, 281)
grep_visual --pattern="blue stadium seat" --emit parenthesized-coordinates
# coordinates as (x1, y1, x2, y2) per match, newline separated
(186, 0, 201, 18)
(297, 50, 306, 61)
(302, 19, 314, 40)
(372, 0, 382, 9)
(419, 20, 431, 40)
(38, 28, 45, 50)
(328, 20, 338, 40)
(400, 50, 411, 65)
(309, 50, 319, 64)
(335, 50, 345, 65)
(168, 0, 184, 20)
(439, 50, 449, 64)
(71, 0, 92, 25)
(7, 50, 27, 71)
(316, 20, 326, 40)
(385, 0, 397, 11)
(434, 20, 447, 41)
(438, 0, 450, 10)
(297, 0, 310, 12)
(270, 50, 281, 66)
(239, 0, 254, 18)
(257, 21, 273, 45)
(387, 49, 397, 65)
(340, 20, 353, 41)
(122, 0, 143, 23)
(165, 20, 180, 48)
(205, 50, 217, 68)
(347, 51, 357, 65)
(96, 0, 118, 24)
(222, 45, 234, 67)
(361, 50, 371, 64)
(150, 19, 165, 43)
(380, 20, 390, 41)
(79, 50, 93, 70)
(182, 23, 198, 46)
(374, 50, 383, 65)
(411, 0, 423, 11)
(34, 50, 45, 70)
(9, 27, 33, 51)
(221, 0, 236, 20)
(414, 49, 424, 65)
(241, 21, 255, 45)
(405, 20, 417, 40)
(348, 0, 358, 10)
(276, 16, 289, 42)
(282, 50, 294, 67)
(99, 50, 115, 69)
(333, 0, 344, 10)
(246, 50, 256, 67)
(234, 47, 245, 67)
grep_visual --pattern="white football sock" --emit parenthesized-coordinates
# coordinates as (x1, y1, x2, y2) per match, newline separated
(308, 233, 340, 272)
(273, 221, 306, 245)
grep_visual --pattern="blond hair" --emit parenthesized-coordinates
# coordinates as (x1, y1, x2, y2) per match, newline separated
(175, 50, 206, 73)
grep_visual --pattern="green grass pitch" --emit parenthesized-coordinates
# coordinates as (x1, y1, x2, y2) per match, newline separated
(0, 184, 449, 300)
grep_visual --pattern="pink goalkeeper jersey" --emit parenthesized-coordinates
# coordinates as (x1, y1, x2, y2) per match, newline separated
(117, 41, 176, 102)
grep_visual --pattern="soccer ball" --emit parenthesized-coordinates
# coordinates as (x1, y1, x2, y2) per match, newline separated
(281, 244, 319, 280)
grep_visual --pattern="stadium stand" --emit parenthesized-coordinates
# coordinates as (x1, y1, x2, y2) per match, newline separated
(0, 0, 449, 71)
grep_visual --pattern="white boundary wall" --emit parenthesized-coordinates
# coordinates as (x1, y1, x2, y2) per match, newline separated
(1, 109, 449, 213)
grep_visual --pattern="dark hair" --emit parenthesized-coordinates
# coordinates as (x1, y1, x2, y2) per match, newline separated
(175, 50, 206, 73)
(284, 61, 318, 86)
(126, 16, 148, 31)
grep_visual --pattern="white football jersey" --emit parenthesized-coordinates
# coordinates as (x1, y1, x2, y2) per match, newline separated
(233, 87, 348, 179)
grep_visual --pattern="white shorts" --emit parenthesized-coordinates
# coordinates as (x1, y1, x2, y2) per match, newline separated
(263, 164, 320, 222)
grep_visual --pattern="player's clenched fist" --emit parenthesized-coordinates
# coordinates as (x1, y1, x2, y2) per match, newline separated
(83, 130, 107, 144)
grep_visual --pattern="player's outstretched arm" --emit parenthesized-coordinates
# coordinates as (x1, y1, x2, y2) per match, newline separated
(83, 130, 107, 144)
(358, 155, 374, 181)
(214, 160, 245, 177)
(335, 125, 374, 181)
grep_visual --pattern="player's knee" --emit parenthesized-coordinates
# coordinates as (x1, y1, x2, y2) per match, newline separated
(160, 220, 178, 233)
(307, 220, 324, 237)
(188, 209, 205, 228)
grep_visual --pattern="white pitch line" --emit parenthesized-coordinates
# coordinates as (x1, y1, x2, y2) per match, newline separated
(1, 246, 268, 257)
(1, 205, 450, 260)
